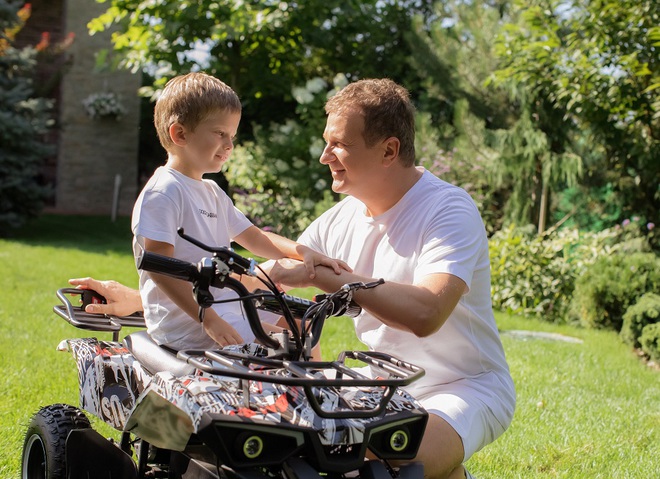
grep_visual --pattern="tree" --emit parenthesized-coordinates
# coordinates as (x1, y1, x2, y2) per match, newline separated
(0, 2, 53, 234)
(493, 0, 660, 226)
(89, 0, 435, 137)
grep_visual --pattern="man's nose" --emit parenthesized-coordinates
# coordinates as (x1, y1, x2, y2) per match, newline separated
(319, 144, 333, 164)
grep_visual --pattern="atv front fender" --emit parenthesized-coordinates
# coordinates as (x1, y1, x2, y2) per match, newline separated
(66, 428, 137, 479)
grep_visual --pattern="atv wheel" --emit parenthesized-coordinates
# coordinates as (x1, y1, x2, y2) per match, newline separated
(22, 404, 91, 479)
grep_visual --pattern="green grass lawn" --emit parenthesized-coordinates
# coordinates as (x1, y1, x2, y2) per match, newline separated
(1, 215, 658, 478)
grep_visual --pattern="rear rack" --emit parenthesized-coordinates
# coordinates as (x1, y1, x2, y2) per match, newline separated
(178, 348, 425, 419)
(54, 288, 145, 341)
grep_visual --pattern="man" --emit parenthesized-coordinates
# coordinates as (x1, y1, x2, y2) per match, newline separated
(71, 78, 515, 479)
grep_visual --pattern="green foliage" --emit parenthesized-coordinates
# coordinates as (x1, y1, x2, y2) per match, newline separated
(493, 0, 660, 226)
(621, 292, 660, 349)
(0, 1, 54, 234)
(90, 0, 435, 138)
(226, 76, 345, 238)
(553, 184, 624, 232)
(639, 323, 660, 362)
(489, 224, 619, 322)
(569, 252, 660, 331)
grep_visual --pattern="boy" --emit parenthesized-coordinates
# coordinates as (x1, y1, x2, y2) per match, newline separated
(132, 72, 348, 350)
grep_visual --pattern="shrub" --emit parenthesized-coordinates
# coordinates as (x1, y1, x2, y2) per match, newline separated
(568, 252, 660, 331)
(0, 2, 54, 234)
(620, 293, 660, 349)
(639, 323, 660, 363)
(489, 224, 618, 322)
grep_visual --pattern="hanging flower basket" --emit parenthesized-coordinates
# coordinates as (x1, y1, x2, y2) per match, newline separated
(82, 92, 127, 120)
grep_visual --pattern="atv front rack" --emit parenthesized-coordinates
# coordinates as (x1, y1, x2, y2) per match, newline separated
(178, 348, 425, 419)
(54, 288, 145, 341)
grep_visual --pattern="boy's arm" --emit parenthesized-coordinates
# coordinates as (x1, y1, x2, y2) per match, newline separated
(234, 226, 351, 278)
(143, 238, 244, 346)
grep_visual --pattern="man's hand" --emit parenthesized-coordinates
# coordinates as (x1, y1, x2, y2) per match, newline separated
(68, 277, 143, 316)
(268, 258, 321, 289)
(298, 246, 352, 279)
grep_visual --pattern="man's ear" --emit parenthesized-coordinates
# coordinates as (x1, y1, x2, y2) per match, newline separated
(382, 137, 400, 167)
(169, 122, 187, 146)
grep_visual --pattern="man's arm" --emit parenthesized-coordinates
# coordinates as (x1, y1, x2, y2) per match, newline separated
(267, 259, 466, 337)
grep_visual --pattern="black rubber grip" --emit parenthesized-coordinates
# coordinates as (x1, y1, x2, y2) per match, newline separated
(138, 251, 199, 282)
(253, 289, 315, 318)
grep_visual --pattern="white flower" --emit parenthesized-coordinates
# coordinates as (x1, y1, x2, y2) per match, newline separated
(82, 92, 127, 120)
(292, 86, 314, 105)
(305, 77, 327, 94)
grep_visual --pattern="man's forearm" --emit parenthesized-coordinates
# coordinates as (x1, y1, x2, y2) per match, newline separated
(306, 266, 455, 337)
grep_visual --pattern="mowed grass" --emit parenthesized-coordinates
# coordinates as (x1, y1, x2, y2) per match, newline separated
(1, 215, 658, 478)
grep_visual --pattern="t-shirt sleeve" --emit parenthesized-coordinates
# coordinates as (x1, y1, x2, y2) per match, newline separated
(133, 189, 181, 246)
(296, 215, 326, 255)
(415, 193, 486, 290)
(224, 200, 253, 240)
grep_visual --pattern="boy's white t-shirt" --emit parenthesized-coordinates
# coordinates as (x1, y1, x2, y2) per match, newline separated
(132, 166, 262, 349)
(298, 168, 515, 424)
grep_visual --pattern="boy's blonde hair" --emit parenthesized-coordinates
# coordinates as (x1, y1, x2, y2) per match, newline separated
(154, 72, 242, 150)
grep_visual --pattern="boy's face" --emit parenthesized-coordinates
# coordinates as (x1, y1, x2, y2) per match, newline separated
(171, 109, 241, 179)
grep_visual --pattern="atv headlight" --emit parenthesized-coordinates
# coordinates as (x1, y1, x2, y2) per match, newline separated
(367, 415, 427, 460)
(239, 433, 264, 459)
(388, 429, 409, 452)
(205, 423, 305, 468)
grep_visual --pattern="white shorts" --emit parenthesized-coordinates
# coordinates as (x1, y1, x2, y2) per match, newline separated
(411, 374, 515, 461)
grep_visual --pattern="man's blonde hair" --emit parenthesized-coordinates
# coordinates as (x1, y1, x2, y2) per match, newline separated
(154, 72, 241, 150)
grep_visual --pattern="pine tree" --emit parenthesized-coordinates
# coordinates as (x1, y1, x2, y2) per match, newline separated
(0, 1, 53, 235)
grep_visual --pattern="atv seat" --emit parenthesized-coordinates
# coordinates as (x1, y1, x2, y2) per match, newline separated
(124, 330, 196, 377)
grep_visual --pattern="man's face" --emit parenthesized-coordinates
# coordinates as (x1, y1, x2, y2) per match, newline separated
(320, 109, 386, 198)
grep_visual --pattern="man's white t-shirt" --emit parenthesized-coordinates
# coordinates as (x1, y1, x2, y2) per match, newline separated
(132, 166, 258, 349)
(298, 168, 515, 426)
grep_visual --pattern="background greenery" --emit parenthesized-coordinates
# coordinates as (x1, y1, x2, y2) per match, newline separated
(1, 215, 658, 478)
(2, 0, 658, 238)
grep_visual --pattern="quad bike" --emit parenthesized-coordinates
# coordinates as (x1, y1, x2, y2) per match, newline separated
(22, 229, 428, 479)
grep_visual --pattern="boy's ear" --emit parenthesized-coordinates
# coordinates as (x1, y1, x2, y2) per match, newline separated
(169, 122, 187, 146)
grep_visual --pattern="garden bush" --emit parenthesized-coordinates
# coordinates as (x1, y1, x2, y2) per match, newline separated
(489, 224, 618, 322)
(568, 252, 660, 331)
(0, 2, 54, 234)
(639, 323, 660, 362)
(620, 292, 660, 349)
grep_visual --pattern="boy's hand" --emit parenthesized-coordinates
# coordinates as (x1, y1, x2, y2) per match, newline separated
(300, 247, 352, 279)
(203, 313, 244, 346)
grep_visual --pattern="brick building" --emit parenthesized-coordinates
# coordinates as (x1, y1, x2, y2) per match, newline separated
(17, 0, 141, 217)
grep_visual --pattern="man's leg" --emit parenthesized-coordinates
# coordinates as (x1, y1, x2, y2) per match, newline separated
(412, 414, 465, 479)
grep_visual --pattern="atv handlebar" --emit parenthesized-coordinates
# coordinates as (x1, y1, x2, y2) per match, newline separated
(136, 250, 200, 282)
(138, 250, 281, 350)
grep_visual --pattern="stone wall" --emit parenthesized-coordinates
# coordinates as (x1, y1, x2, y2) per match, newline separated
(55, 0, 141, 216)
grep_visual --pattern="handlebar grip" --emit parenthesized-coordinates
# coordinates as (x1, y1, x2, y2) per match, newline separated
(343, 302, 362, 318)
(313, 293, 362, 318)
(253, 289, 315, 319)
(138, 251, 199, 282)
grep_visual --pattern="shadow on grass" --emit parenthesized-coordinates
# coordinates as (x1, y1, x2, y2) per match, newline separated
(8, 214, 134, 255)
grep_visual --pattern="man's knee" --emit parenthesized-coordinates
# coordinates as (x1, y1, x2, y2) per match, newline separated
(415, 414, 464, 479)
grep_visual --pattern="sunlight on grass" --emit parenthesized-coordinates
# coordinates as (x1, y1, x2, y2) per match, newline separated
(1, 215, 658, 478)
